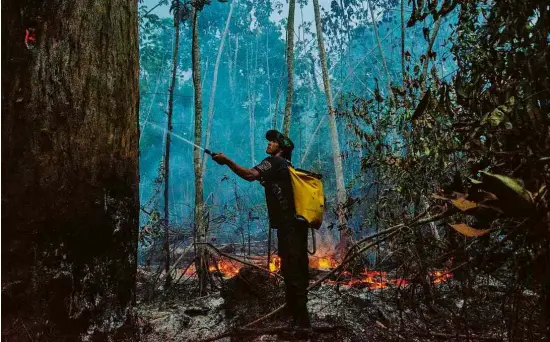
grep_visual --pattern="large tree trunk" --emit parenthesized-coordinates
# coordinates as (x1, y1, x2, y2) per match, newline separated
(312, 0, 349, 244)
(2, 0, 139, 340)
(202, 0, 235, 176)
(164, 5, 182, 286)
(282, 0, 296, 136)
(191, 7, 207, 296)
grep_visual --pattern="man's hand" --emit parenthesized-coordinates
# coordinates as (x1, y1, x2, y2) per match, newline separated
(211, 153, 259, 181)
(212, 152, 229, 165)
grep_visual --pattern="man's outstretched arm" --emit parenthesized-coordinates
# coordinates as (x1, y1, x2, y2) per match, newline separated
(212, 153, 260, 181)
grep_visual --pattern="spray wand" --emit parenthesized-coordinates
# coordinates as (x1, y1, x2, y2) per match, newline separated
(147, 123, 224, 164)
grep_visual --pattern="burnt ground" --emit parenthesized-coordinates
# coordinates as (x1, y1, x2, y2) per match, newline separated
(136, 266, 542, 342)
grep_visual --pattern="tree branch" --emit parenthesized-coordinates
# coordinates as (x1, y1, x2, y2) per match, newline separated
(203, 324, 345, 341)
(196, 242, 283, 280)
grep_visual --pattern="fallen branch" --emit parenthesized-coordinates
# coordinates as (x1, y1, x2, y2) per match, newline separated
(338, 209, 452, 268)
(309, 230, 400, 291)
(244, 304, 286, 328)
(196, 243, 283, 280)
(15, 318, 34, 342)
(163, 243, 194, 281)
(203, 324, 345, 341)
(344, 209, 448, 255)
(416, 331, 503, 341)
(173, 257, 197, 285)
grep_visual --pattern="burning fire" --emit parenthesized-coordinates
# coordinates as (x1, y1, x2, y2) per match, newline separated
(172, 264, 197, 279)
(326, 268, 452, 289)
(327, 269, 409, 289)
(309, 256, 338, 270)
(174, 249, 452, 290)
(269, 255, 281, 272)
(209, 258, 241, 278)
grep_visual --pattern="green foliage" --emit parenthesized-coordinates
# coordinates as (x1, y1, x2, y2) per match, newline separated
(337, 0, 548, 336)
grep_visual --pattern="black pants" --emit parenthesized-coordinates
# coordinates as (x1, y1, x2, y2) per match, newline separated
(276, 220, 310, 325)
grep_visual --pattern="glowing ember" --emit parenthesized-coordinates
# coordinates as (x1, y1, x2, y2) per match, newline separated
(186, 264, 197, 276)
(269, 255, 281, 272)
(430, 270, 452, 284)
(337, 269, 400, 289)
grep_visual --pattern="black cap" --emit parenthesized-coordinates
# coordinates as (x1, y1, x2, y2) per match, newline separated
(266, 129, 294, 159)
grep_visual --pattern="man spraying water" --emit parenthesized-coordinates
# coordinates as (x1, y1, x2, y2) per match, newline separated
(211, 130, 311, 328)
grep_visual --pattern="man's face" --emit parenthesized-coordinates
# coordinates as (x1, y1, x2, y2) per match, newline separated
(266, 140, 280, 155)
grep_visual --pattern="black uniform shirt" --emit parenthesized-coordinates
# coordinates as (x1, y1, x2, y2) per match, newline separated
(253, 156, 296, 228)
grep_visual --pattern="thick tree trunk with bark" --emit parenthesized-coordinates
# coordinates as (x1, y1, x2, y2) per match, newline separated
(282, 0, 296, 136)
(191, 8, 207, 295)
(312, 0, 349, 243)
(2, 0, 139, 340)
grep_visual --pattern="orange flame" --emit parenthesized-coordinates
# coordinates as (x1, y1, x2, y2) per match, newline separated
(269, 255, 281, 272)
(322, 266, 450, 289)
(209, 258, 241, 278)
(309, 256, 338, 270)
(172, 264, 197, 279)
(318, 258, 334, 269)
(333, 269, 400, 289)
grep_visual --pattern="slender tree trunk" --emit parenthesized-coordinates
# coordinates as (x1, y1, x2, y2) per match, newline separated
(2, 0, 139, 339)
(266, 29, 273, 121)
(227, 35, 234, 94)
(312, 0, 349, 243)
(301, 115, 326, 166)
(191, 7, 207, 295)
(164, 7, 181, 286)
(282, 0, 296, 136)
(233, 36, 239, 91)
(231, 35, 239, 109)
(202, 57, 209, 90)
(247, 46, 253, 164)
(310, 54, 319, 92)
(202, 0, 235, 176)
(421, 16, 443, 92)
(250, 36, 259, 165)
(401, 0, 406, 85)
(145, 0, 164, 16)
(366, 0, 395, 100)
(140, 53, 169, 144)
(273, 63, 286, 129)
